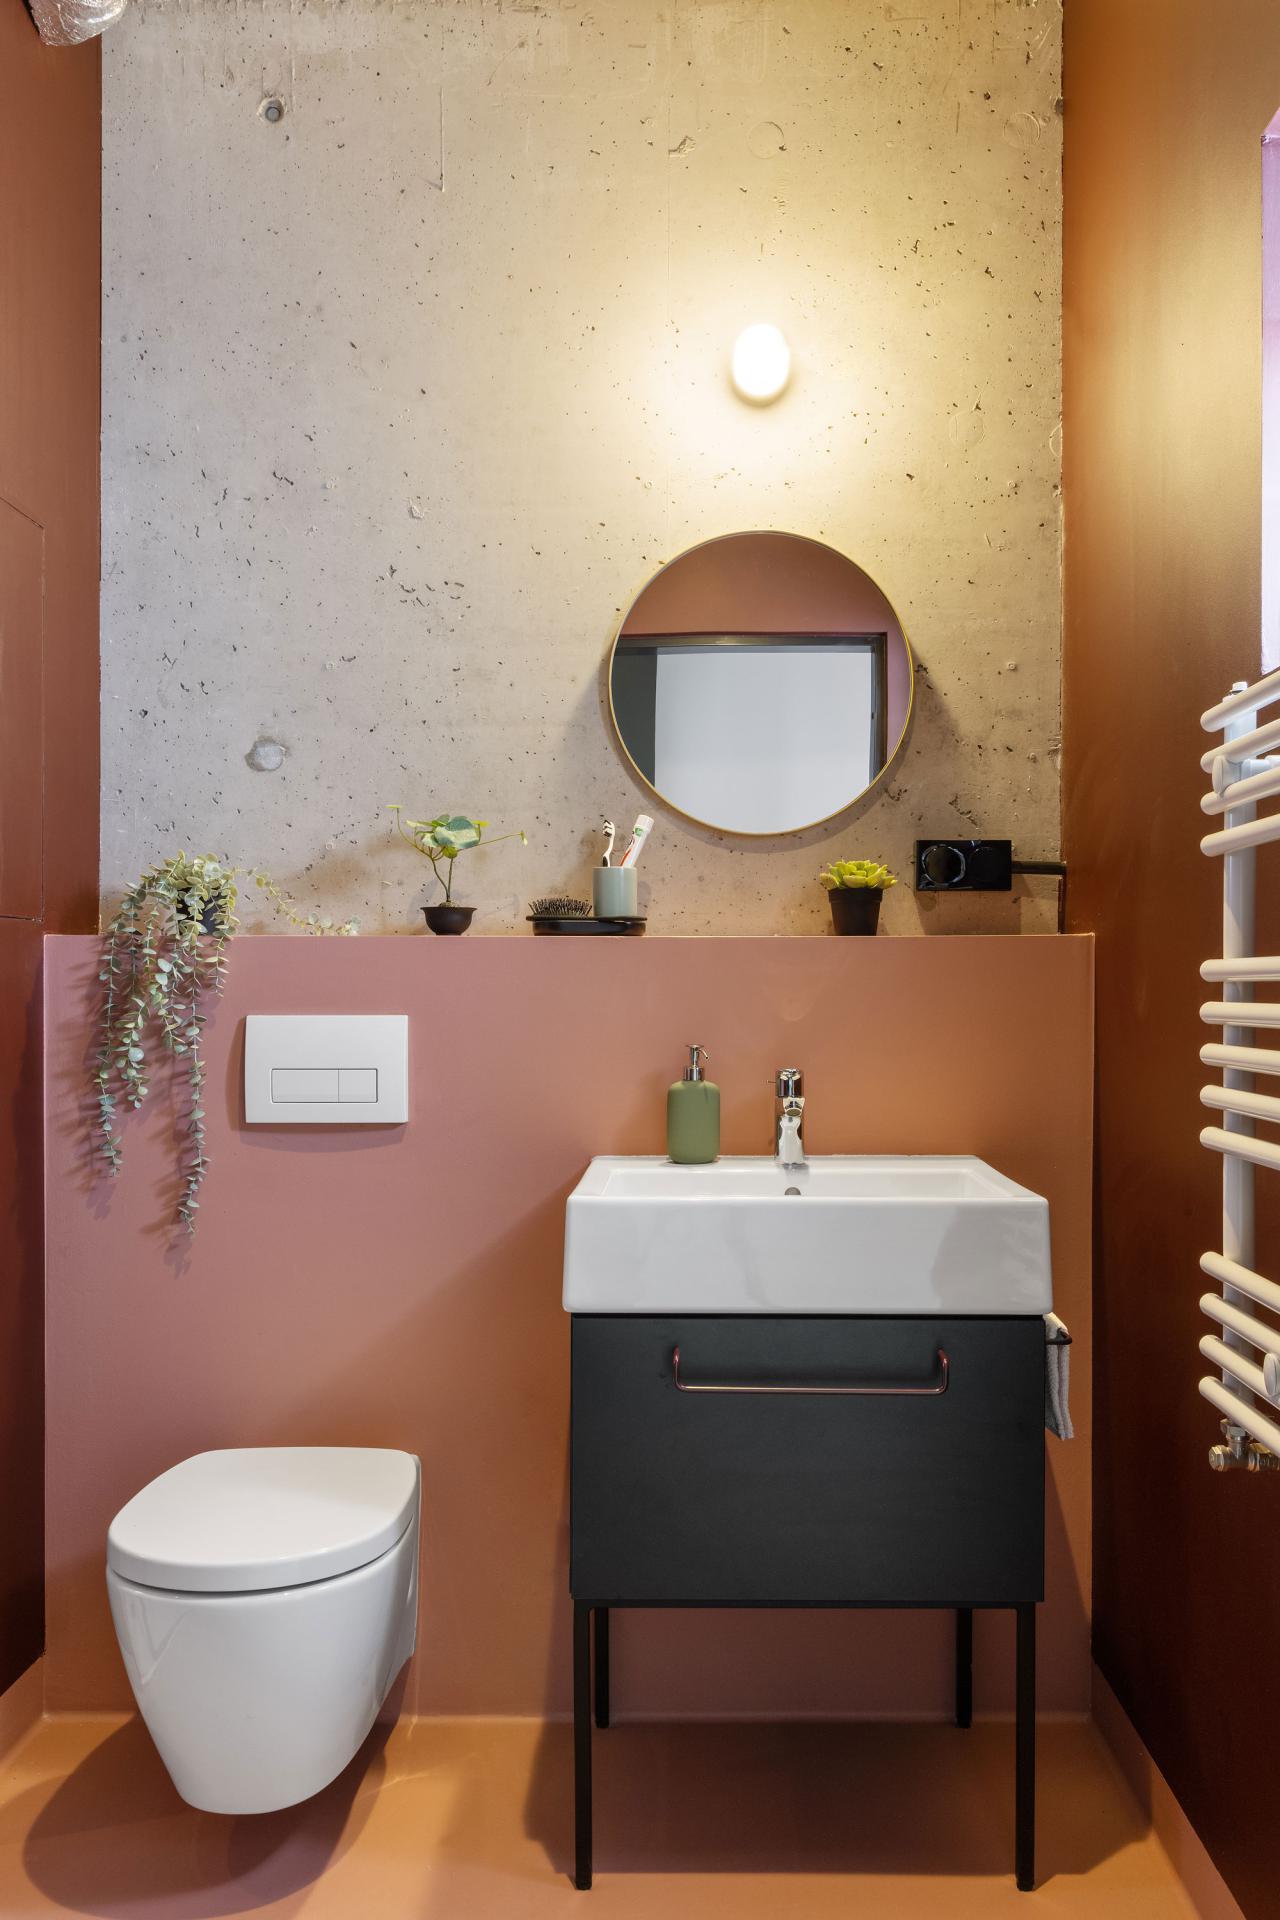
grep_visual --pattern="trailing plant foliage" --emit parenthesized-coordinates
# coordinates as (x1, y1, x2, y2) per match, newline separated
(387, 808, 527, 903)
(95, 854, 356, 1233)
(818, 859, 899, 891)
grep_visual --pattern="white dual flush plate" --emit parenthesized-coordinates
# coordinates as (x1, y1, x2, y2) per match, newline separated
(244, 1015, 409, 1124)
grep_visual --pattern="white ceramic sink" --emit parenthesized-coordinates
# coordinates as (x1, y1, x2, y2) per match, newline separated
(562, 1156, 1051, 1315)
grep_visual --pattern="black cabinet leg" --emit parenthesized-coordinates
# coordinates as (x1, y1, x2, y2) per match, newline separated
(573, 1601, 593, 1889)
(954, 1607, 973, 1729)
(1015, 1603, 1036, 1892)
(594, 1606, 610, 1730)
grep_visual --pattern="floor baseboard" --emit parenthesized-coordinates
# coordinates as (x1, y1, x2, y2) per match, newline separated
(0, 1659, 44, 1762)
(1092, 1664, 1245, 1920)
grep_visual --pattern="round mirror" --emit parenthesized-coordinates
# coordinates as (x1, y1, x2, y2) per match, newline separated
(608, 532, 913, 836)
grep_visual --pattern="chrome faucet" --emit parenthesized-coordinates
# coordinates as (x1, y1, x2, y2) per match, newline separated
(773, 1067, 806, 1168)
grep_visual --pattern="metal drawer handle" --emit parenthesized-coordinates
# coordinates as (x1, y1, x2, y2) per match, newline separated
(671, 1345, 950, 1398)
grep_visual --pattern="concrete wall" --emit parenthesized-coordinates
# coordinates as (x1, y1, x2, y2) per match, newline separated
(102, 0, 1063, 936)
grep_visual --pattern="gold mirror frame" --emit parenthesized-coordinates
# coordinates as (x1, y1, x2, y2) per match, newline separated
(606, 531, 915, 839)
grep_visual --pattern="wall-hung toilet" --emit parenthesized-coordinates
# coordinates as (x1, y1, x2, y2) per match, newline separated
(106, 1446, 420, 1815)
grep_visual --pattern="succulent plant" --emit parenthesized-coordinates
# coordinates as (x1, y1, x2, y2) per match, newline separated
(819, 859, 898, 891)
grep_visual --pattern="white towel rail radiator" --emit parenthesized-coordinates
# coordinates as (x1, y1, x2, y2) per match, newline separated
(1199, 672, 1280, 1469)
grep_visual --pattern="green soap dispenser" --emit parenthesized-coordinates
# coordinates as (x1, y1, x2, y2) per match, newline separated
(667, 1044, 720, 1164)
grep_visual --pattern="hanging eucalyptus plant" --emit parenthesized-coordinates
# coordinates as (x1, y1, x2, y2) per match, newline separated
(95, 853, 356, 1232)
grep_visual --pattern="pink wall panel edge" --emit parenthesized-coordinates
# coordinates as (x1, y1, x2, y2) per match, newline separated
(44, 934, 1093, 1719)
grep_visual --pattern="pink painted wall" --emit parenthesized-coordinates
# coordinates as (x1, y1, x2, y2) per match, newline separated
(621, 533, 913, 755)
(44, 934, 1092, 1718)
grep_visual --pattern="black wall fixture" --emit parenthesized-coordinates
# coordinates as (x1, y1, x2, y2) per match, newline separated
(915, 841, 1068, 929)
(915, 839, 1070, 891)
(916, 839, 1015, 891)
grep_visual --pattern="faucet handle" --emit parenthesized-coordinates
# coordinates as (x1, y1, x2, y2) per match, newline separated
(774, 1067, 803, 1098)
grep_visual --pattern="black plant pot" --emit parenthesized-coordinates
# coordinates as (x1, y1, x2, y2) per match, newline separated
(424, 904, 475, 936)
(828, 887, 882, 936)
(183, 890, 229, 937)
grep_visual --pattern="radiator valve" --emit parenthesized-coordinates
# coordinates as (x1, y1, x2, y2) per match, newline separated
(1209, 1419, 1280, 1472)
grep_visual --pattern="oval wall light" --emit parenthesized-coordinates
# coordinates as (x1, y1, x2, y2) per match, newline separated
(730, 323, 791, 404)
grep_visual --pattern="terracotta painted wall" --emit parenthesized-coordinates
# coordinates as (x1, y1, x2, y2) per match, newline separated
(1063, 7, 1280, 1915)
(45, 935, 1091, 1722)
(0, 2, 100, 1695)
(1263, 114, 1280, 673)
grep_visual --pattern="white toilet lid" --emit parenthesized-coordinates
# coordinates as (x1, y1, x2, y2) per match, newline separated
(107, 1447, 420, 1594)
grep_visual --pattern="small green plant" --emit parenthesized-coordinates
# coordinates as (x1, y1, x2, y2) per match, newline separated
(388, 809, 527, 903)
(95, 853, 356, 1232)
(819, 859, 899, 891)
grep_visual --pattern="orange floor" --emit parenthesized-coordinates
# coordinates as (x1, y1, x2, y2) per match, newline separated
(0, 1713, 1196, 1918)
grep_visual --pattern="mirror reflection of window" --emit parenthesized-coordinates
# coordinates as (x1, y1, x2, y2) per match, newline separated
(612, 635, 887, 835)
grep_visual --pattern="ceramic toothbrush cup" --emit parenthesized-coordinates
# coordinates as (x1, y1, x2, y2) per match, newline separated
(593, 866, 638, 919)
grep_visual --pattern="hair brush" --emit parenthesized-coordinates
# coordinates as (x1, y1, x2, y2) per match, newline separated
(528, 895, 591, 919)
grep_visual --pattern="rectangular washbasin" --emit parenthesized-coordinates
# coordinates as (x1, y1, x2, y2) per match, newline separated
(562, 1155, 1051, 1315)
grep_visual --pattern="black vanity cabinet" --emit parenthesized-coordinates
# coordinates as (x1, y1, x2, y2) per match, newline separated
(569, 1313, 1045, 1892)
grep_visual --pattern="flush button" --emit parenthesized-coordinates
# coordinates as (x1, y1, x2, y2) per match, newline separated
(246, 1015, 408, 1124)
(271, 1068, 340, 1103)
(338, 1069, 378, 1103)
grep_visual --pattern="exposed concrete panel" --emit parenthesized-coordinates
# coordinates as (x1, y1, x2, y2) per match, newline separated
(102, 0, 1062, 934)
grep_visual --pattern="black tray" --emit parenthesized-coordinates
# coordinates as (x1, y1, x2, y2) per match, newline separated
(528, 915, 646, 937)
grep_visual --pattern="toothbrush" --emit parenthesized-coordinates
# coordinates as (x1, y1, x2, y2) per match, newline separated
(618, 814, 654, 870)
(601, 819, 616, 868)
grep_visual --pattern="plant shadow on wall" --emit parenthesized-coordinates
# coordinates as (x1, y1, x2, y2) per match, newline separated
(92, 855, 356, 1237)
(17, 1712, 392, 1918)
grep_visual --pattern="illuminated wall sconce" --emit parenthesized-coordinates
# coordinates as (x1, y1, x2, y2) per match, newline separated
(730, 323, 791, 404)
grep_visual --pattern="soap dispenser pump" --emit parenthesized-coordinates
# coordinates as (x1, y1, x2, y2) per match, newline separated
(667, 1044, 720, 1165)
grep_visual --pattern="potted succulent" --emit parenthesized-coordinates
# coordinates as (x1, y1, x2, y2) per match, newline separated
(388, 808, 527, 933)
(819, 859, 898, 935)
(94, 853, 356, 1232)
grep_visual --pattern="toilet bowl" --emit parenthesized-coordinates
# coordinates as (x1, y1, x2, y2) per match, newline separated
(107, 1446, 420, 1814)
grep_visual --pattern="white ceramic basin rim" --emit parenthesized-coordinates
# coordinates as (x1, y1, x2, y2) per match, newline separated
(562, 1155, 1052, 1315)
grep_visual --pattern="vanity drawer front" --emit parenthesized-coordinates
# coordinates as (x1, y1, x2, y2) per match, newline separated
(570, 1315, 1044, 1605)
